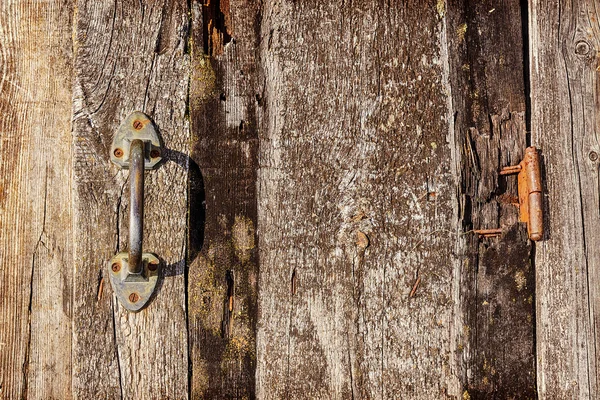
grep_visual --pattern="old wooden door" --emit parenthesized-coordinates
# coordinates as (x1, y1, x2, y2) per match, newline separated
(1, 0, 598, 399)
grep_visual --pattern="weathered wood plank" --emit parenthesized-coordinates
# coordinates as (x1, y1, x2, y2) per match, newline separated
(446, 1, 537, 397)
(188, 0, 260, 397)
(530, 1, 600, 398)
(72, 1, 190, 398)
(256, 1, 463, 398)
(0, 1, 73, 398)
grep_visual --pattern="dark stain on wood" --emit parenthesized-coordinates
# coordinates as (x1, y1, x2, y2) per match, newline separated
(446, 0, 537, 397)
(470, 225, 536, 397)
(188, 0, 260, 397)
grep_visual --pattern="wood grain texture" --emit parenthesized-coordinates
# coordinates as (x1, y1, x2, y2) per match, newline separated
(0, 1, 73, 398)
(71, 1, 190, 398)
(188, 0, 260, 398)
(256, 1, 463, 398)
(446, 1, 537, 397)
(530, 1, 600, 398)
(0, 1, 554, 398)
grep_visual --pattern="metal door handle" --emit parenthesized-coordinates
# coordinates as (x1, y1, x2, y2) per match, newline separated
(128, 138, 145, 273)
(108, 111, 162, 312)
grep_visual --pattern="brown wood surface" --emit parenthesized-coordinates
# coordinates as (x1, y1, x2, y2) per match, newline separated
(530, 1, 600, 398)
(446, 1, 537, 397)
(188, 0, 260, 397)
(3, 0, 592, 398)
(71, 1, 190, 398)
(0, 1, 73, 398)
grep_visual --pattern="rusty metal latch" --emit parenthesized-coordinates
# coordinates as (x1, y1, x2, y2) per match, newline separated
(475, 146, 544, 241)
(108, 111, 162, 312)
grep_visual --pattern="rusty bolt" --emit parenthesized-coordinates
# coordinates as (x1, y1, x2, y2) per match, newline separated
(150, 149, 161, 159)
(113, 148, 124, 158)
(129, 293, 140, 303)
(111, 262, 121, 273)
(133, 120, 144, 130)
(590, 151, 598, 162)
(148, 261, 159, 272)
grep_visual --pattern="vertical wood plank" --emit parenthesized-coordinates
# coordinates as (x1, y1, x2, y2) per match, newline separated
(0, 1, 73, 398)
(256, 1, 463, 397)
(530, 1, 599, 398)
(188, 0, 260, 397)
(446, 1, 537, 397)
(72, 1, 190, 398)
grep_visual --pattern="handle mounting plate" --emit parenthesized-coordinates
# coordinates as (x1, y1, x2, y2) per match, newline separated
(109, 252, 160, 312)
(110, 111, 162, 170)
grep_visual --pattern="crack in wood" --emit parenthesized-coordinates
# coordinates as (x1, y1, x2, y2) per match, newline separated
(21, 169, 50, 400)
(221, 270, 235, 338)
(111, 301, 124, 399)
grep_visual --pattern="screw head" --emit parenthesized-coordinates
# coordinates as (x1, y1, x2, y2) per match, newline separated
(590, 151, 598, 162)
(129, 293, 140, 303)
(133, 120, 144, 130)
(111, 262, 121, 273)
(150, 149, 161, 159)
(113, 148, 124, 158)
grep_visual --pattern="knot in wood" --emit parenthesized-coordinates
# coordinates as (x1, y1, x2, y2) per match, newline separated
(575, 40, 591, 56)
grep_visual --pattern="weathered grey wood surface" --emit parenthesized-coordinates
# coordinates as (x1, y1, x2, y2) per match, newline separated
(71, 1, 190, 398)
(0, 1, 73, 398)
(188, 0, 260, 397)
(530, 1, 599, 398)
(256, 1, 465, 397)
(446, 1, 536, 397)
(7, 0, 595, 398)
